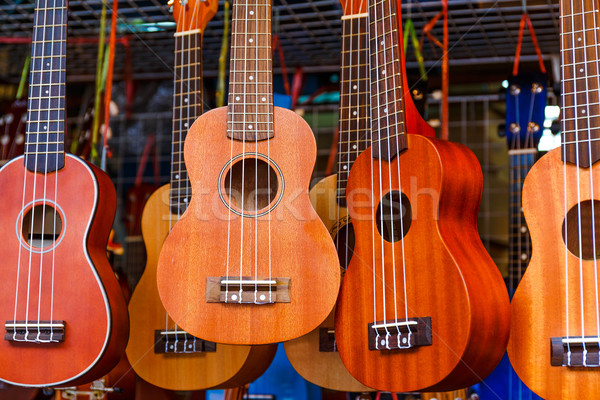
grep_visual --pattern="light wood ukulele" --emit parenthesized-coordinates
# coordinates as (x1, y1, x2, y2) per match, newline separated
(333, 0, 510, 391)
(0, 0, 129, 387)
(156, 0, 340, 345)
(126, 0, 277, 390)
(507, 0, 600, 398)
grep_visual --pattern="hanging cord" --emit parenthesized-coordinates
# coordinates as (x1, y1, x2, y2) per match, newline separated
(101, 0, 119, 171)
(420, 0, 448, 140)
(134, 135, 160, 187)
(403, 19, 427, 81)
(216, 0, 230, 107)
(16, 56, 30, 100)
(512, 5, 546, 76)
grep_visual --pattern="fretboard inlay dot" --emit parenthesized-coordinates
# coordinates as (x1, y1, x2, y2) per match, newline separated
(249, 76, 254, 80)
(261, 97, 266, 101)
(343, 165, 348, 170)
(381, 69, 386, 75)
(249, 38, 253, 43)
(353, 85, 358, 90)
(249, 10, 254, 14)
(248, 125, 253, 129)
(236, 96, 240, 101)
(352, 145, 357, 150)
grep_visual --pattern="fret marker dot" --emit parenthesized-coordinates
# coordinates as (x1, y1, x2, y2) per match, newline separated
(184, 98, 188, 103)
(380, 339, 386, 346)
(380, 41, 384, 46)
(262, 97, 266, 102)
(249, 38, 253, 43)
(175, 174, 180, 179)
(45, 90, 49, 94)
(249, 10, 254, 15)
(46, 62, 50, 66)
(236, 96, 240, 101)
(231, 294, 238, 301)
(578, 37, 582, 41)
(582, 110, 586, 114)
(183, 198, 188, 203)
(184, 123, 189, 127)
(249, 75, 254, 80)
(353, 111, 357, 116)
(248, 124, 253, 129)
(521, 253, 528, 260)
(384, 108, 388, 113)
(580, 68, 584, 72)
(43, 125, 47, 130)
(260, 294, 266, 301)
(353, 85, 358, 90)
(381, 69, 386, 75)
(520, 226, 527, 233)
(352, 145, 357, 149)
(343, 165, 348, 170)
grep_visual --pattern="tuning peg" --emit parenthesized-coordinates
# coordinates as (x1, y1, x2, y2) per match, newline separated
(510, 123, 521, 134)
(527, 122, 540, 133)
(509, 84, 521, 96)
(167, 0, 174, 12)
(531, 82, 543, 94)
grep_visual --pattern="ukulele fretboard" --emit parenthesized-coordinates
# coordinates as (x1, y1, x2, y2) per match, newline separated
(560, 0, 600, 167)
(227, 0, 274, 142)
(170, 31, 203, 215)
(368, 0, 407, 160)
(337, 15, 370, 207)
(25, 0, 67, 173)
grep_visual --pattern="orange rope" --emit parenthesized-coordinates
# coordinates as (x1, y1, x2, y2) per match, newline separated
(513, 13, 546, 76)
(103, 0, 119, 152)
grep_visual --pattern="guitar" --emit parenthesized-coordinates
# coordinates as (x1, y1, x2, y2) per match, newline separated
(126, 0, 277, 390)
(333, 0, 510, 392)
(507, 0, 600, 397)
(0, 0, 129, 387)
(156, 0, 340, 345)
(478, 73, 546, 400)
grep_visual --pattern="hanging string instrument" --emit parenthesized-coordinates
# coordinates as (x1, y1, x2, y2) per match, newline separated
(333, 0, 510, 391)
(126, 0, 277, 389)
(478, 62, 547, 400)
(0, 0, 129, 387)
(156, 0, 340, 345)
(507, 0, 600, 397)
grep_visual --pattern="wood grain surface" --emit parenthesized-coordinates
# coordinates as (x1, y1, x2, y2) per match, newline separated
(335, 134, 510, 392)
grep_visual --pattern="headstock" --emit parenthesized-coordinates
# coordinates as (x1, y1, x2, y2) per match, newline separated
(505, 73, 547, 151)
(170, 0, 218, 34)
(339, 0, 367, 17)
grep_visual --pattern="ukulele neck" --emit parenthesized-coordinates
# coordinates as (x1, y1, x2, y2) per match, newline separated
(368, 0, 407, 161)
(560, 0, 600, 167)
(507, 149, 536, 292)
(25, 0, 67, 173)
(170, 30, 204, 215)
(226, 0, 274, 142)
(337, 15, 370, 207)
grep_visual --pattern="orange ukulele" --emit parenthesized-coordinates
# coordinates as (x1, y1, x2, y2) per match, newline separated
(0, 0, 129, 388)
(127, 0, 276, 389)
(333, 0, 510, 392)
(507, 0, 600, 397)
(156, 0, 340, 345)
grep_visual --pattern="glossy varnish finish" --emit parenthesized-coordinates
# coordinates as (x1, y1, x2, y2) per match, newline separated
(335, 135, 510, 392)
(507, 0, 600, 397)
(157, 106, 340, 344)
(127, 185, 277, 389)
(0, 155, 128, 387)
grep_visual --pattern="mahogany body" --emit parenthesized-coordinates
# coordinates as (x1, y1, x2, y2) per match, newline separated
(335, 134, 510, 392)
(0, 154, 129, 387)
(508, 148, 600, 399)
(127, 183, 277, 390)
(156, 106, 340, 345)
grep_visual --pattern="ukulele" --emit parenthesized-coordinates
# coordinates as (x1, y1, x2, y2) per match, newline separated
(126, 0, 277, 390)
(477, 74, 546, 400)
(333, 0, 510, 392)
(507, 0, 600, 397)
(0, 0, 129, 387)
(156, 0, 340, 345)
(283, 0, 371, 391)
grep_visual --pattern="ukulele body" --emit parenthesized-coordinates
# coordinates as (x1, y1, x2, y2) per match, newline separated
(128, 183, 277, 390)
(0, 154, 128, 387)
(508, 148, 600, 399)
(335, 134, 510, 392)
(284, 174, 371, 392)
(157, 106, 340, 345)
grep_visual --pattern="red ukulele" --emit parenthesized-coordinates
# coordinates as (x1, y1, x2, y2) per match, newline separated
(0, 0, 129, 387)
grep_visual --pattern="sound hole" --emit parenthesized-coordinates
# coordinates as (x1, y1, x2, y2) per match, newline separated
(376, 191, 412, 243)
(22, 204, 62, 248)
(334, 222, 355, 270)
(224, 158, 278, 212)
(562, 200, 600, 260)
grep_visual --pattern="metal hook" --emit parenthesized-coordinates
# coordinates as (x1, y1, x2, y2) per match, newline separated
(521, 0, 528, 14)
